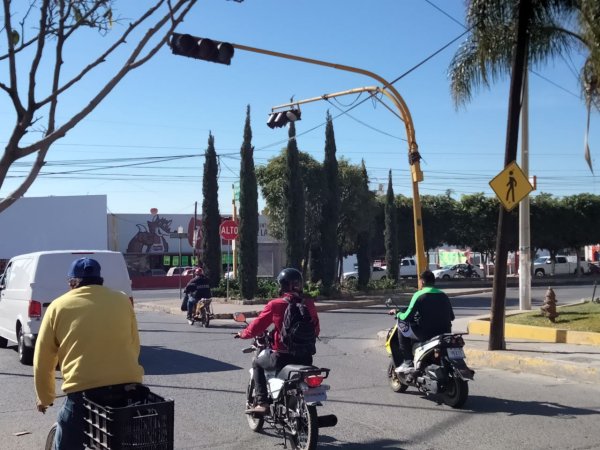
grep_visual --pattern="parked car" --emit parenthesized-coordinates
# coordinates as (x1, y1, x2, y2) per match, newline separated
(432, 263, 483, 279)
(533, 255, 582, 277)
(0, 250, 132, 365)
(343, 265, 388, 282)
(166, 266, 192, 276)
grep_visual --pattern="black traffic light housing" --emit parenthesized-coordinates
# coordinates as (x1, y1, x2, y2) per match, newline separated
(170, 33, 234, 65)
(266, 109, 301, 129)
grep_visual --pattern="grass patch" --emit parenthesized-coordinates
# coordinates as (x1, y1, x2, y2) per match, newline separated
(505, 301, 600, 333)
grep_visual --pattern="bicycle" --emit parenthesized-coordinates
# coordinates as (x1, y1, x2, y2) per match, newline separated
(44, 384, 174, 450)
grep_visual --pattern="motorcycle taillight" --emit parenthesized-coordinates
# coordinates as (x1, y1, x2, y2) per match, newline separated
(305, 375, 324, 388)
(28, 300, 42, 319)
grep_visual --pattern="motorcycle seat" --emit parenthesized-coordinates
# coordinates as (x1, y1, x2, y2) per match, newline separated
(277, 364, 319, 381)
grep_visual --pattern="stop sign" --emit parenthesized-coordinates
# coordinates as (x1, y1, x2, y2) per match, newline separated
(219, 219, 239, 240)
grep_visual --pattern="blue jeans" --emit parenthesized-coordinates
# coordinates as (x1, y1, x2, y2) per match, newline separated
(54, 392, 86, 450)
(187, 296, 199, 317)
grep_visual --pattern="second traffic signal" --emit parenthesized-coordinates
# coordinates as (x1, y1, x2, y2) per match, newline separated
(170, 33, 234, 65)
(266, 109, 301, 129)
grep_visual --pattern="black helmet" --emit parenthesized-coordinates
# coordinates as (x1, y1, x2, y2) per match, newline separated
(277, 268, 303, 294)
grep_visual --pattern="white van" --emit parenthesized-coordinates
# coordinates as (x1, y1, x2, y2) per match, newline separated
(0, 250, 132, 365)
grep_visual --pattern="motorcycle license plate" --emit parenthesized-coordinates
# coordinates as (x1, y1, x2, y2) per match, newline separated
(447, 347, 465, 359)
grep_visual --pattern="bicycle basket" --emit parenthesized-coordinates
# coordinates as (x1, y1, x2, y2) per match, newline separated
(84, 390, 174, 450)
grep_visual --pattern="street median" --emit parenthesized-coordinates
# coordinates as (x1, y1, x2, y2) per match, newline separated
(467, 319, 600, 346)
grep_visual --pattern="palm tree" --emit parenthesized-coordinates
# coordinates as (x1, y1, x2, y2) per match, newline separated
(449, 0, 599, 113)
(449, 0, 600, 350)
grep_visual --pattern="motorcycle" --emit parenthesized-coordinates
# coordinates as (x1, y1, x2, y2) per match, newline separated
(233, 312, 337, 450)
(384, 298, 474, 408)
(191, 298, 214, 327)
(453, 267, 480, 278)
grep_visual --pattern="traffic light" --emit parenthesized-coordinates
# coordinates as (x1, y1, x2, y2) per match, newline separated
(266, 109, 301, 129)
(170, 33, 234, 65)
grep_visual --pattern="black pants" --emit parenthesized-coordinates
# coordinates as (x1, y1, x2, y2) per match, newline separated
(253, 352, 313, 404)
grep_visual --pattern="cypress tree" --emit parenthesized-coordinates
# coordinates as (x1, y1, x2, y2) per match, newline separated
(385, 170, 399, 281)
(357, 160, 372, 288)
(238, 105, 259, 299)
(284, 121, 305, 270)
(319, 112, 340, 295)
(201, 132, 222, 287)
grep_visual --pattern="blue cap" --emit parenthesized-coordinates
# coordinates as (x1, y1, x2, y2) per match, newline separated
(68, 258, 102, 278)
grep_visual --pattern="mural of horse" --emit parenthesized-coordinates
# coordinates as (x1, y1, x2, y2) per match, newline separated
(127, 215, 173, 253)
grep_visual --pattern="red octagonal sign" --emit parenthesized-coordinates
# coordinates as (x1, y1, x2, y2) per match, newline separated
(219, 219, 239, 240)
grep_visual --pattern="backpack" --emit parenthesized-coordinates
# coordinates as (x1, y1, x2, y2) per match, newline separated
(280, 297, 316, 357)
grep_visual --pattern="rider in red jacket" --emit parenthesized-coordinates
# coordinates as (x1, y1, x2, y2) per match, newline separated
(236, 268, 320, 414)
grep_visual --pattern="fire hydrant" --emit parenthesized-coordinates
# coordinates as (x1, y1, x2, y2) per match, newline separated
(540, 287, 559, 322)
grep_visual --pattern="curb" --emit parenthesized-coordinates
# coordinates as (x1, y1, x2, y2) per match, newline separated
(376, 329, 600, 385)
(468, 320, 600, 345)
(464, 348, 600, 384)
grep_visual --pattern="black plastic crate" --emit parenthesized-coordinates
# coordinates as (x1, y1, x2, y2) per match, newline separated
(84, 391, 174, 450)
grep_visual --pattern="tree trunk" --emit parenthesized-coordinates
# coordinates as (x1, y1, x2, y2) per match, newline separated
(489, 0, 532, 351)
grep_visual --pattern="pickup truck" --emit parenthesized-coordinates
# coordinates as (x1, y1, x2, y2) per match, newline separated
(533, 255, 581, 277)
(342, 258, 417, 281)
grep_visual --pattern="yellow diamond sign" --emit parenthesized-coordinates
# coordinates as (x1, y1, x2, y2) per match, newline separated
(489, 161, 533, 211)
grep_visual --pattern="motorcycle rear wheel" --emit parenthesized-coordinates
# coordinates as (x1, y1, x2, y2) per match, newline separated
(388, 361, 409, 393)
(441, 371, 469, 408)
(245, 379, 264, 432)
(288, 400, 318, 450)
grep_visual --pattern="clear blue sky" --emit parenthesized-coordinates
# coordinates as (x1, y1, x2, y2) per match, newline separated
(2, 0, 598, 216)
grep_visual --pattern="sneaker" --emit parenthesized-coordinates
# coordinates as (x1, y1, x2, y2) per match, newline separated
(395, 361, 414, 374)
(187, 319, 194, 326)
(245, 403, 269, 415)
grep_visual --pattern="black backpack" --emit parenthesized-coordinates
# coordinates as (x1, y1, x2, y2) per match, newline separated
(280, 297, 316, 357)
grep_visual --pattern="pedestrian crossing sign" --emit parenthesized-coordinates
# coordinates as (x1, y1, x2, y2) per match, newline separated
(489, 161, 533, 211)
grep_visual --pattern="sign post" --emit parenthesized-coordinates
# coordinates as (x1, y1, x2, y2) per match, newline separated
(220, 219, 239, 301)
(489, 161, 533, 211)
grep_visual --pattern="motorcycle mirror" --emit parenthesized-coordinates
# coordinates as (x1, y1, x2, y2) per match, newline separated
(233, 312, 247, 324)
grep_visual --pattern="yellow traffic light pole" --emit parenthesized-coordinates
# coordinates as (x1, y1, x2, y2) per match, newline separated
(232, 43, 427, 275)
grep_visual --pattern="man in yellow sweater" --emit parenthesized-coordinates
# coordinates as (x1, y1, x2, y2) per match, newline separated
(34, 257, 144, 450)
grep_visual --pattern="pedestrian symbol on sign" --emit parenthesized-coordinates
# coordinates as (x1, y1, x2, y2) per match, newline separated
(489, 161, 533, 211)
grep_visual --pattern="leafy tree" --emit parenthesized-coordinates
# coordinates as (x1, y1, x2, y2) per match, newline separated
(256, 150, 323, 244)
(356, 160, 374, 288)
(284, 122, 305, 270)
(421, 193, 459, 253)
(337, 160, 375, 275)
(238, 105, 258, 299)
(455, 193, 499, 275)
(395, 194, 416, 259)
(0, 1, 200, 213)
(319, 113, 340, 295)
(384, 170, 399, 281)
(530, 192, 569, 273)
(201, 133, 221, 287)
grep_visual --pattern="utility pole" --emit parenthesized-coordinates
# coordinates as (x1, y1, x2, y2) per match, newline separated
(519, 69, 532, 310)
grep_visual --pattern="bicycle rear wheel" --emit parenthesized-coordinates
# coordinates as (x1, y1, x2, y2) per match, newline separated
(45, 423, 57, 450)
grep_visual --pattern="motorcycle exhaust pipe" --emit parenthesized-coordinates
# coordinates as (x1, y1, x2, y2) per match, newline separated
(317, 414, 338, 428)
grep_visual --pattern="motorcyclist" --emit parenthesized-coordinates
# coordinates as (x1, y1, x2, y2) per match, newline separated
(464, 259, 474, 278)
(390, 269, 455, 373)
(235, 267, 320, 415)
(184, 267, 211, 325)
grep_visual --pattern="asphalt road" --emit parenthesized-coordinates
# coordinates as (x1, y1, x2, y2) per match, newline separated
(1, 286, 599, 449)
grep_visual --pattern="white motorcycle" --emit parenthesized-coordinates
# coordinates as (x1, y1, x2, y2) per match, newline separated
(234, 313, 337, 450)
(384, 298, 475, 408)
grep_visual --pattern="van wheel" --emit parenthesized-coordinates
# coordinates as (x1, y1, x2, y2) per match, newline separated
(0, 336, 8, 348)
(18, 328, 34, 365)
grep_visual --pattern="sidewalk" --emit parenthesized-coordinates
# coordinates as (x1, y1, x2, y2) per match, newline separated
(134, 288, 600, 385)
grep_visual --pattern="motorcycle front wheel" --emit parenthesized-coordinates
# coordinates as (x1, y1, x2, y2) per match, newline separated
(441, 370, 469, 408)
(387, 361, 409, 393)
(245, 379, 264, 432)
(288, 396, 318, 450)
